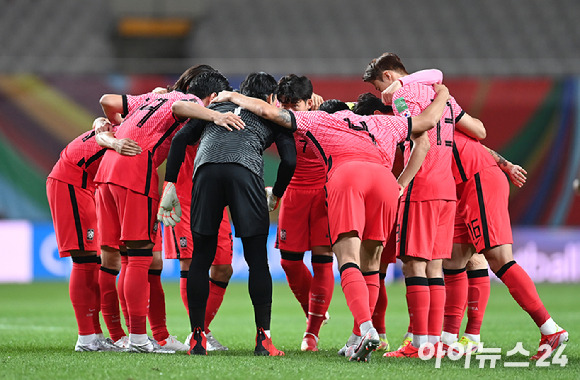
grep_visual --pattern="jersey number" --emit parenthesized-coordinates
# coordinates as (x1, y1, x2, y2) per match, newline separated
(137, 98, 169, 127)
(343, 118, 376, 145)
(467, 218, 481, 240)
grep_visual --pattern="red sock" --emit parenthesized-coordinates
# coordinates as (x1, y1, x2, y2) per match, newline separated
(148, 270, 169, 341)
(86, 261, 102, 335)
(69, 261, 97, 335)
(372, 273, 387, 335)
(465, 269, 490, 335)
(306, 259, 334, 337)
(365, 272, 380, 316)
(428, 278, 446, 337)
(280, 253, 312, 315)
(118, 255, 129, 330)
(205, 279, 227, 332)
(340, 265, 371, 328)
(443, 268, 468, 335)
(99, 267, 125, 341)
(497, 261, 550, 327)
(180, 271, 189, 314)
(124, 253, 153, 335)
(405, 277, 429, 337)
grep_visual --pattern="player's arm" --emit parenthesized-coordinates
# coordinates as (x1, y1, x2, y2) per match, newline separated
(165, 120, 205, 183)
(409, 84, 450, 133)
(92, 117, 142, 156)
(99, 94, 125, 125)
(396, 132, 430, 196)
(483, 145, 527, 187)
(271, 128, 297, 198)
(382, 69, 443, 104)
(212, 91, 296, 131)
(171, 101, 245, 131)
(456, 113, 486, 140)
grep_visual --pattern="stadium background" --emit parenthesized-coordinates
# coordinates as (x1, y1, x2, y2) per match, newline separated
(0, 0, 579, 283)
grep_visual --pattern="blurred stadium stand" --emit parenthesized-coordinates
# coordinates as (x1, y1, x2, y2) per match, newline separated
(0, 0, 578, 76)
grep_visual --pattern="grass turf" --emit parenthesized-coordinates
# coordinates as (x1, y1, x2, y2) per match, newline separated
(0, 281, 577, 379)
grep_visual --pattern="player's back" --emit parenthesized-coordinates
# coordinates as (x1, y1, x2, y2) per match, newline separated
(194, 102, 281, 179)
(49, 129, 107, 189)
(289, 133, 327, 189)
(392, 83, 460, 201)
(452, 130, 497, 184)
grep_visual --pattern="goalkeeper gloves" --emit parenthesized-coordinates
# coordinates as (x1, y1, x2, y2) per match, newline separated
(265, 186, 280, 212)
(157, 182, 182, 227)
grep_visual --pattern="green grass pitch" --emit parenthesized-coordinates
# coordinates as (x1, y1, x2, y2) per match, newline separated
(0, 281, 577, 379)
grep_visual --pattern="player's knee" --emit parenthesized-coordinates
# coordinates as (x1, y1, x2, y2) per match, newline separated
(210, 264, 233, 282)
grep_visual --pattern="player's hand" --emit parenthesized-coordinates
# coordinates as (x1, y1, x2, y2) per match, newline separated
(211, 91, 234, 104)
(310, 93, 324, 110)
(213, 111, 245, 131)
(433, 83, 450, 100)
(382, 81, 402, 105)
(157, 182, 182, 227)
(573, 178, 579, 194)
(507, 163, 527, 187)
(113, 138, 142, 156)
(93, 117, 113, 134)
(265, 186, 280, 212)
(397, 182, 405, 198)
(152, 87, 168, 94)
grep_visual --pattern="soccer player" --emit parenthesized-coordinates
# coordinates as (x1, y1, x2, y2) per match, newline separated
(95, 68, 239, 353)
(381, 66, 568, 360)
(351, 91, 431, 352)
(47, 117, 140, 351)
(275, 74, 334, 352)
(210, 83, 450, 362)
(363, 53, 483, 358)
(161, 72, 296, 356)
(158, 65, 234, 351)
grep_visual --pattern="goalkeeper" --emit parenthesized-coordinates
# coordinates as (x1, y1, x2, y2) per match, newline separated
(159, 72, 296, 356)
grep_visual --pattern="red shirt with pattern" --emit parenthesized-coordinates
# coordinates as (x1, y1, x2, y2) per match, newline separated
(452, 130, 497, 184)
(392, 83, 462, 201)
(94, 91, 202, 199)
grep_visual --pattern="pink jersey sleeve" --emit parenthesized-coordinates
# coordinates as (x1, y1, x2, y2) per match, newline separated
(399, 69, 443, 87)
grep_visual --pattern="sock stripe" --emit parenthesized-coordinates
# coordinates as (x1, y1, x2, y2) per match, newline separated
(311, 255, 333, 264)
(362, 270, 380, 276)
(405, 276, 429, 286)
(71, 255, 100, 264)
(280, 251, 305, 261)
(495, 260, 516, 278)
(467, 268, 489, 278)
(209, 278, 229, 289)
(339, 262, 360, 274)
(379, 272, 386, 280)
(443, 267, 466, 275)
(127, 248, 153, 257)
(428, 277, 445, 286)
(180, 270, 188, 279)
(148, 269, 162, 276)
(100, 266, 119, 276)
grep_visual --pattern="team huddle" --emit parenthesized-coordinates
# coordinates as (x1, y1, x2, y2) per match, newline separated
(46, 52, 568, 362)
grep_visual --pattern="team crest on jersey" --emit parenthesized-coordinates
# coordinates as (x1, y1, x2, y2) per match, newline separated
(280, 229, 287, 241)
(394, 97, 411, 117)
(153, 221, 158, 233)
(87, 229, 95, 241)
(180, 237, 187, 248)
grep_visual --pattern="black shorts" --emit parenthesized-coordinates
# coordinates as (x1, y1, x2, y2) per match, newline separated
(191, 163, 269, 237)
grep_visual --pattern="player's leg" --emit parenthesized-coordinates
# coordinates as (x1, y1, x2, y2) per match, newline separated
(485, 244, 568, 359)
(374, 225, 397, 351)
(462, 253, 489, 348)
(99, 245, 126, 344)
(441, 243, 472, 347)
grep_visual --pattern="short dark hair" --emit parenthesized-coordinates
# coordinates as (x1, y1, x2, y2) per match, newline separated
(276, 74, 313, 105)
(188, 71, 232, 99)
(169, 64, 217, 93)
(319, 99, 350, 114)
(353, 93, 393, 115)
(239, 72, 277, 101)
(362, 53, 408, 82)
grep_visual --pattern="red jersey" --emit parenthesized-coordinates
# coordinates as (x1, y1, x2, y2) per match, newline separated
(48, 128, 114, 190)
(292, 110, 410, 178)
(452, 130, 497, 184)
(94, 91, 202, 199)
(289, 134, 327, 189)
(392, 83, 462, 201)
